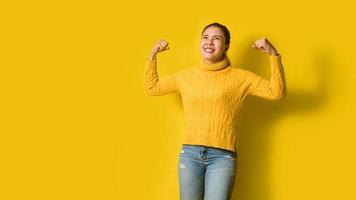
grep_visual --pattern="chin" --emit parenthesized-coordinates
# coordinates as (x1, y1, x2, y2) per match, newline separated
(203, 55, 219, 62)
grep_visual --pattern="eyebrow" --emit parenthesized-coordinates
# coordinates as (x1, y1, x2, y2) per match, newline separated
(202, 34, 223, 38)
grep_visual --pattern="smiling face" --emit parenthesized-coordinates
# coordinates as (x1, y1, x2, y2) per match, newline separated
(200, 26, 228, 64)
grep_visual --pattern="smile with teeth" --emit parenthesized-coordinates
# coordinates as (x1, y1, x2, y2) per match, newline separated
(204, 47, 215, 53)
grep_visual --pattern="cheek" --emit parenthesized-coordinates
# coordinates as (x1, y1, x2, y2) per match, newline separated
(215, 44, 224, 52)
(214, 40, 223, 47)
(200, 41, 206, 48)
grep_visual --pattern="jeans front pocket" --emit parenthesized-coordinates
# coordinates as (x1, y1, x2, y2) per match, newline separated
(223, 153, 237, 160)
(217, 149, 237, 161)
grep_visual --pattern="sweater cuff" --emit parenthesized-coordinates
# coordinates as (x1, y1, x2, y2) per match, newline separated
(269, 53, 281, 61)
(147, 58, 157, 62)
(269, 53, 281, 57)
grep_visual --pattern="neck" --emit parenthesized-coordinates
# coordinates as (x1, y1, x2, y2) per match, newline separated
(203, 56, 224, 64)
(200, 56, 229, 71)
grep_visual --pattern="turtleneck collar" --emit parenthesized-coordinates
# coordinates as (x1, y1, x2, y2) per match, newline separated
(199, 57, 229, 71)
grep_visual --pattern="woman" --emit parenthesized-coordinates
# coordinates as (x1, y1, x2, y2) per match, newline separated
(144, 22, 286, 200)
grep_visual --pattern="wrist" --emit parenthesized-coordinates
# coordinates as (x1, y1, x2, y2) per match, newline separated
(269, 51, 279, 56)
(148, 52, 157, 61)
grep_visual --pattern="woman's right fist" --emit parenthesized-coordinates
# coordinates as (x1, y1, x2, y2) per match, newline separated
(148, 39, 170, 60)
(151, 39, 170, 55)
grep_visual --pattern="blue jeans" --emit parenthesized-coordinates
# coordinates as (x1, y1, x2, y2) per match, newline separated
(178, 144, 238, 200)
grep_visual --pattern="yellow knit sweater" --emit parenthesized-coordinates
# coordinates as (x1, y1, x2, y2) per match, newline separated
(144, 54, 286, 153)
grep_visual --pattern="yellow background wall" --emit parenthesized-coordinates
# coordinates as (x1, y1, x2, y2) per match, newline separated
(1, 0, 355, 200)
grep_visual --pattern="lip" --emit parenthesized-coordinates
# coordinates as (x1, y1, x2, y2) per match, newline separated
(203, 46, 216, 53)
(204, 46, 215, 50)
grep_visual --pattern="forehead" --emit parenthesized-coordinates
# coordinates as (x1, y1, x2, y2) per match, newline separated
(202, 26, 224, 36)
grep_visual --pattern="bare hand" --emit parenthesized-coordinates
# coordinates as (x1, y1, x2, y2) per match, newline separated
(252, 37, 279, 55)
(149, 39, 170, 60)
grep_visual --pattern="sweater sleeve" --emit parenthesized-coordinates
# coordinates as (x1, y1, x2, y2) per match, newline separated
(246, 54, 287, 100)
(144, 58, 179, 96)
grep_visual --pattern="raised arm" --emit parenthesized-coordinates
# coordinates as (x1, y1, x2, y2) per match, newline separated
(246, 37, 287, 100)
(144, 39, 179, 96)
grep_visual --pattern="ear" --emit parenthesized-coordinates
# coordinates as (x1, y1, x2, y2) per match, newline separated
(225, 45, 229, 52)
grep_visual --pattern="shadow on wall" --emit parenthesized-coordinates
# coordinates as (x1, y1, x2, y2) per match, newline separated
(231, 35, 330, 200)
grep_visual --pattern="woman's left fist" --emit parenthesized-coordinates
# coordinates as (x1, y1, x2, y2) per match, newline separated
(252, 37, 279, 56)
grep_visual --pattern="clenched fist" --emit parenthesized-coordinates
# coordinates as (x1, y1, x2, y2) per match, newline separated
(148, 39, 170, 60)
(252, 37, 279, 56)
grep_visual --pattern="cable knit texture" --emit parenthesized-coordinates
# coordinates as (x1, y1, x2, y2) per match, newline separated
(144, 55, 286, 153)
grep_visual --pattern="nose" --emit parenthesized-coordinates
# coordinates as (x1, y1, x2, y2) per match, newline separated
(205, 39, 214, 46)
